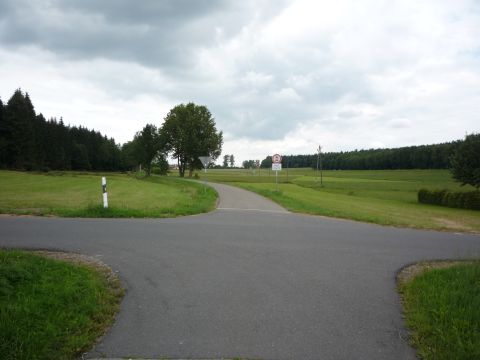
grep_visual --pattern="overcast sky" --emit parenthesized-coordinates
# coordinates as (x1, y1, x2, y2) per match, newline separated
(1, 0, 479, 163)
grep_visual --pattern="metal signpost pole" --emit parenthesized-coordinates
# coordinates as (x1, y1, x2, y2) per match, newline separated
(286, 156, 289, 182)
(204, 166, 207, 192)
(316, 145, 320, 182)
(320, 146, 323, 187)
(276, 170, 278, 192)
(198, 156, 211, 193)
(272, 153, 282, 192)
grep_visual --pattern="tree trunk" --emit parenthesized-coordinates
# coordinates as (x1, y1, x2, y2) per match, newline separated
(178, 158, 185, 177)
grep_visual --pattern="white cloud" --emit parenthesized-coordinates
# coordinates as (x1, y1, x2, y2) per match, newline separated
(271, 87, 301, 102)
(1, 0, 479, 164)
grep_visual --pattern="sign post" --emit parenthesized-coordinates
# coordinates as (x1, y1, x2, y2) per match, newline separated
(272, 154, 282, 192)
(198, 156, 211, 191)
(102, 177, 108, 208)
(316, 145, 323, 187)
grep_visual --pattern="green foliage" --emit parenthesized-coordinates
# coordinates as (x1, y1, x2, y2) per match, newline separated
(451, 133, 480, 188)
(151, 154, 169, 175)
(1, 89, 36, 169)
(131, 124, 161, 176)
(0, 97, 7, 167)
(0, 250, 122, 360)
(160, 103, 223, 177)
(260, 142, 460, 170)
(0, 89, 124, 171)
(418, 189, 480, 210)
(223, 154, 229, 168)
(242, 159, 256, 169)
(399, 262, 480, 360)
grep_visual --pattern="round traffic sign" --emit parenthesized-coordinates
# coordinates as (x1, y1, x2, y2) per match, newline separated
(272, 154, 282, 164)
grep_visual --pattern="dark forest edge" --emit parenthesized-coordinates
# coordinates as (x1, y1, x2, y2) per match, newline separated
(259, 141, 460, 170)
(0, 89, 125, 172)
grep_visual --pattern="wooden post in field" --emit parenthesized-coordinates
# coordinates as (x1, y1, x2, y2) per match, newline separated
(102, 177, 108, 208)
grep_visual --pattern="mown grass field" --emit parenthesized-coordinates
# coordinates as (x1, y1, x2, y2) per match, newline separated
(399, 261, 480, 360)
(0, 171, 217, 218)
(197, 168, 480, 232)
(0, 249, 123, 360)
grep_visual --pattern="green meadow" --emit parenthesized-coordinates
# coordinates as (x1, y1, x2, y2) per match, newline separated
(199, 168, 480, 233)
(0, 171, 217, 218)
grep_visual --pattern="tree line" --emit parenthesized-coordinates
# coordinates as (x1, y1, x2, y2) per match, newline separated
(258, 141, 461, 170)
(0, 89, 123, 171)
(1, 88, 473, 176)
(0, 89, 223, 177)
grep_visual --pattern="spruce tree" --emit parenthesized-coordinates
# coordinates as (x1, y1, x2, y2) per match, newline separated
(0, 98, 5, 167)
(3, 89, 37, 169)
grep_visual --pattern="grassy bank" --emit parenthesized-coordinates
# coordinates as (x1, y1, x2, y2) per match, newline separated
(0, 171, 217, 218)
(199, 168, 480, 232)
(398, 261, 480, 360)
(0, 249, 123, 360)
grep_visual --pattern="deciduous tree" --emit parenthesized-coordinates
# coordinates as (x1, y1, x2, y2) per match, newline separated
(160, 103, 223, 177)
(223, 154, 229, 168)
(133, 124, 160, 176)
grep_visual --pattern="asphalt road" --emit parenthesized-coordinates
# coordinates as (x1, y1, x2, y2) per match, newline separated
(1, 182, 479, 360)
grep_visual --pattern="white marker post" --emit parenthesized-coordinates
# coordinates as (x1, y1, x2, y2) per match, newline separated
(272, 154, 282, 192)
(102, 176, 108, 208)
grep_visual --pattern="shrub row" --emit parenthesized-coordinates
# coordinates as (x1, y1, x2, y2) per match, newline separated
(418, 189, 480, 210)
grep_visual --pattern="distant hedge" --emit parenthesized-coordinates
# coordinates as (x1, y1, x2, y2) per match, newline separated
(418, 189, 480, 210)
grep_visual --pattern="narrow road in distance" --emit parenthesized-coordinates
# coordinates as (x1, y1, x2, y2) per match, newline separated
(1, 183, 479, 359)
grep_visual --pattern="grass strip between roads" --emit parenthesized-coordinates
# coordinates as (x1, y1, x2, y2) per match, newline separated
(398, 261, 480, 360)
(0, 171, 217, 218)
(0, 249, 124, 360)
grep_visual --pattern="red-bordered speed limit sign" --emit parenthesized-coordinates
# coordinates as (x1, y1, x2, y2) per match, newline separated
(272, 154, 282, 164)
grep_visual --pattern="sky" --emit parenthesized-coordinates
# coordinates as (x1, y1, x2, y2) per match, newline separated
(1, 0, 479, 164)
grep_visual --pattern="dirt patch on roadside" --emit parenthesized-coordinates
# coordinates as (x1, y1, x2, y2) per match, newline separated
(434, 217, 472, 232)
(397, 259, 474, 285)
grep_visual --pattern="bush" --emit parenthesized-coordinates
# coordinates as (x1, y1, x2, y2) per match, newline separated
(418, 189, 480, 210)
(151, 165, 167, 175)
(451, 133, 480, 188)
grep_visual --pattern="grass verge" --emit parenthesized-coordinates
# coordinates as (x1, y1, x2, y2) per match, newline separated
(398, 261, 480, 360)
(0, 249, 124, 360)
(197, 169, 480, 232)
(0, 171, 217, 218)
